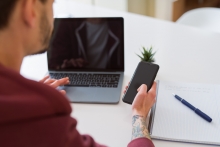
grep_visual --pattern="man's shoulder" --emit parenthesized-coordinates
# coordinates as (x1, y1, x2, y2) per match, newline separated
(0, 64, 71, 124)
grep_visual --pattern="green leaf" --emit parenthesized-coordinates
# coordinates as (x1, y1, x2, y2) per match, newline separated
(136, 46, 156, 63)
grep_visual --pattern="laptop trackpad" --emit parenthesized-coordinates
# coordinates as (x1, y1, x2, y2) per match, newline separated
(64, 87, 98, 103)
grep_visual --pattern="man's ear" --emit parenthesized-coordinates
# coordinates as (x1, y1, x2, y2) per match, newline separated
(22, 0, 37, 28)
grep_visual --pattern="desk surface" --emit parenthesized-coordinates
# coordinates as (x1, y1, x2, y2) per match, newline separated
(20, 1, 220, 147)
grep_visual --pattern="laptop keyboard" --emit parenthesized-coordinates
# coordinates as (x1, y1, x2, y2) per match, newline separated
(49, 73, 120, 88)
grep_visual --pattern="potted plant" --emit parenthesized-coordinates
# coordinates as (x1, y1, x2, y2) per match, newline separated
(136, 46, 156, 63)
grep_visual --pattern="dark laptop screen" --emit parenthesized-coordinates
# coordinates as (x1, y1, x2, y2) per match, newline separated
(47, 17, 124, 72)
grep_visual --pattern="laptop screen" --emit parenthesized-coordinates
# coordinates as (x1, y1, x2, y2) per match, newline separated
(47, 17, 124, 72)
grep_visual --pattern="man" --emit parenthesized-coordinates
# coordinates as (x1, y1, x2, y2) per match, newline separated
(0, 0, 156, 147)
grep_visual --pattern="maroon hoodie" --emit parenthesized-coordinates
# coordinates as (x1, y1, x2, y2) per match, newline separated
(0, 64, 154, 147)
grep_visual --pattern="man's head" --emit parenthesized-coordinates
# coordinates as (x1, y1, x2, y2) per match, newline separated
(0, 0, 54, 56)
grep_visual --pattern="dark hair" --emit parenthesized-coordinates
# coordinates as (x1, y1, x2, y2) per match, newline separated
(0, 0, 47, 30)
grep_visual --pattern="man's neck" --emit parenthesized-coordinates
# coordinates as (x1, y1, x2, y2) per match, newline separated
(0, 30, 25, 72)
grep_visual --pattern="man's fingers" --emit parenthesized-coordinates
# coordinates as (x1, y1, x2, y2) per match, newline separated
(39, 75, 50, 83)
(123, 85, 129, 94)
(132, 84, 148, 105)
(137, 84, 148, 93)
(50, 77, 69, 88)
(44, 79, 56, 84)
(148, 82, 157, 98)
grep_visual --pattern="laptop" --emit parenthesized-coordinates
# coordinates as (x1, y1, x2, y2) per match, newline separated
(47, 17, 124, 104)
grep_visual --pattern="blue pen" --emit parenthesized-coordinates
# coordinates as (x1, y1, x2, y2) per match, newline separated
(172, 93, 212, 122)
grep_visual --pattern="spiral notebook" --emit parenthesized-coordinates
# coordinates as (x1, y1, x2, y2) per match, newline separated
(148, 80, 220, 145)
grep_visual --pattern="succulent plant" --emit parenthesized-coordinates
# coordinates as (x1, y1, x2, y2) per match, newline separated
(136, 46, 156, 63)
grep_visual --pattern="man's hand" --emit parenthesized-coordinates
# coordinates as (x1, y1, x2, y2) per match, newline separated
(124, 82, 157, 118)
(39, 75, 70, 95)
(124, 82, 157, 141)
(132, 83, 157, 118)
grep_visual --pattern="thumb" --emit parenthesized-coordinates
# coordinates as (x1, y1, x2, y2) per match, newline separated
(39, 75, 50, 83)
(132, 84, 148, 105)
(137, 84, 148, 93)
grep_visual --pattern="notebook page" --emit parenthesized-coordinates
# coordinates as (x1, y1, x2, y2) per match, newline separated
(151, 81, 220, 144)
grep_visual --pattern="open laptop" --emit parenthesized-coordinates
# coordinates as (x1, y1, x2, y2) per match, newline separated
(47, 17, 124, 104)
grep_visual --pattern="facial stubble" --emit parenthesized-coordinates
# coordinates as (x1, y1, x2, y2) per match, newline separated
(33, 10, 52, 55)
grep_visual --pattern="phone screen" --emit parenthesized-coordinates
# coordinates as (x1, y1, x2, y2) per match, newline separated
(122, 61, 159, 104)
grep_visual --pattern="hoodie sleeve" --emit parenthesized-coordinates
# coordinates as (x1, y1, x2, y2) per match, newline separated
(127, 138, 155, 147)
(0, 114, 107, 147)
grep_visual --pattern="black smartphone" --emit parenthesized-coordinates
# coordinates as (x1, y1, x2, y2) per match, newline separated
(122, 61, 159, 104)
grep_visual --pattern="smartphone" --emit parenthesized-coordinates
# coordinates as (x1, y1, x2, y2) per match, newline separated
(122, 61, 159, 104)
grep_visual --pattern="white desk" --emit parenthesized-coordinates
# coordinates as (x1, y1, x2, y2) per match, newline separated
(20, 1, 220, 147)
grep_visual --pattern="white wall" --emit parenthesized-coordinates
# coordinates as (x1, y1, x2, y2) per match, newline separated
(69, 0, 127, 11)
(95, 0, 128, 11)
(70, 0, 92, 5)
(67, 0, 175, 21)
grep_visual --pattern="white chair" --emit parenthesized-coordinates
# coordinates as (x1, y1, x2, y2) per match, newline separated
(176, 7, 220, 33)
